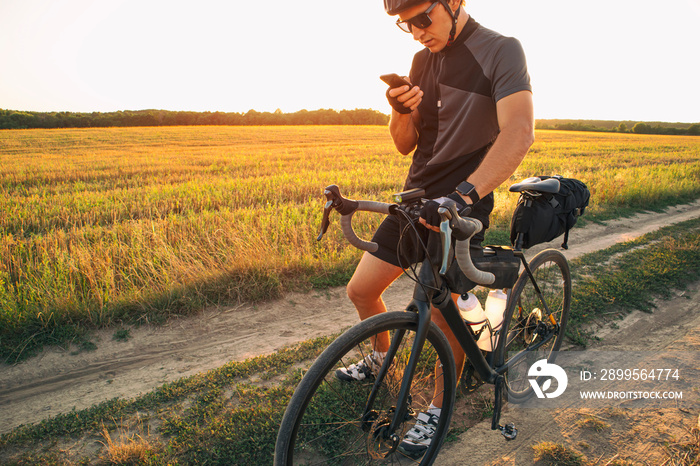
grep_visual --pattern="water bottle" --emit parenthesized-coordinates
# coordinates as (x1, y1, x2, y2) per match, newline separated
(457, 293, 485, 325)
(484, 289, 507, 328)
(457, 293, 489, 349)
(480, 289, 508, 351)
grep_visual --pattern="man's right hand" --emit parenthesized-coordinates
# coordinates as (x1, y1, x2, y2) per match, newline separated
(387, 83, 423, 114)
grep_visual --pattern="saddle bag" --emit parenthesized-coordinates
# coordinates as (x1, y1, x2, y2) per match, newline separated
(510, 176, 590, 249)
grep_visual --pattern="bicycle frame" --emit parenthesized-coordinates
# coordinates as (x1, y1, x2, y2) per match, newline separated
(360, 234, 502, 445)
(275, 184, 574, 464)
(315, 185, 563, 447)
(364, 234, 560, 443)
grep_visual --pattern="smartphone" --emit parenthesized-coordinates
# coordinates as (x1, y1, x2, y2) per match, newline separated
(380, 73, 411, 89)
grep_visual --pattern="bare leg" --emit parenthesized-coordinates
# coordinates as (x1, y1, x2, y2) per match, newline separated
(346, 252, 404, 353)
(348, 254, 465, 410)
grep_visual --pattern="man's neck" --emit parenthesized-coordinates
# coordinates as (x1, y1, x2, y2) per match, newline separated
(454, 10, 469, 38)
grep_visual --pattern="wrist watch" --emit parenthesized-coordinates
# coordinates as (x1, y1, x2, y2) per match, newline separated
(456, 181, 480, 204)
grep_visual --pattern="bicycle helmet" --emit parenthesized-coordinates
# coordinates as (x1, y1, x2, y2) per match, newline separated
(384, 0, 427, 15)
(384, 0, 461, 46)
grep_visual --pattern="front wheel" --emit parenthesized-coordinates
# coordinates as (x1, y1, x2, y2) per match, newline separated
(494, 249, 571, 402)
(275, 311, 456, 465)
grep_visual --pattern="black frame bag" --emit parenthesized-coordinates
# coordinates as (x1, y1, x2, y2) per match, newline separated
(445, 245, 521, 294)
(510, 175, 590, 250)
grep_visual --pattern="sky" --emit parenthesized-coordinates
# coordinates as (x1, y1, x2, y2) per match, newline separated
(1, 0, 699, 123)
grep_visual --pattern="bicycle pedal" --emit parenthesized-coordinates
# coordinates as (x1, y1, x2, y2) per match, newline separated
(498, 423, 517, 441)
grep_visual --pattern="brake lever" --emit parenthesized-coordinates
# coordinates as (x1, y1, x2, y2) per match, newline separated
(317, 199, 333, 241)
(438, 200, 462, 275)
(317, 185, 342, 241)
(439, 218, 452, 275)
(317, 185, 362, 241)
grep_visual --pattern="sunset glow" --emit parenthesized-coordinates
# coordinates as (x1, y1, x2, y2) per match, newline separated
(1, 0, 699, 122)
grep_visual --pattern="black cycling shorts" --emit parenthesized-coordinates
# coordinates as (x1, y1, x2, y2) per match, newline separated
(369, 209, 488, 269)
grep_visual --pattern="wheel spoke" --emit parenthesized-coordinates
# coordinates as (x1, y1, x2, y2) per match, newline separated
(276, 312, 457, 464)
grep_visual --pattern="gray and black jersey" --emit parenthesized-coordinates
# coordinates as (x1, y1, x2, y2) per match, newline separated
(406, 16, 532, 225)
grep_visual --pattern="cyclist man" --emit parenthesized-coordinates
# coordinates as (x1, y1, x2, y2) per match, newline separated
(336, 0, 534, 456)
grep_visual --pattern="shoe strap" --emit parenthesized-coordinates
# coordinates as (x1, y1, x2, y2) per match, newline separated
(416, 412, 439, 426)
(405, 413, 439, 441)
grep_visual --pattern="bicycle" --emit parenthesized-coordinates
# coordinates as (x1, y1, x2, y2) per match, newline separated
(275, 177, 571, 465)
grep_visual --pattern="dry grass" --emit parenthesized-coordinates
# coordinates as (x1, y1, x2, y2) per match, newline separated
(1, 126, 699, 361)
(662, 416, 700, 466)
(532, 441, 588, 465)
(98, 424, 162, 465)
(576, 414, 611, 432)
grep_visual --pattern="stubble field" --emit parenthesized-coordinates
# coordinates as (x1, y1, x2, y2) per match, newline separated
(1, 125, 699, 362)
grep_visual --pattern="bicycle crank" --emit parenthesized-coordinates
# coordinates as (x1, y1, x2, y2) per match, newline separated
(491, 375, 518, 441)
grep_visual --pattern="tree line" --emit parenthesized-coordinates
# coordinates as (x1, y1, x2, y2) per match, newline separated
(536, 120, 700, 136)
(0, 108, 390, 130)
(3, 109, 698, 136)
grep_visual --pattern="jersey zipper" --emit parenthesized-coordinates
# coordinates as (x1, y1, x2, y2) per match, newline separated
(436, 52, 446, 108)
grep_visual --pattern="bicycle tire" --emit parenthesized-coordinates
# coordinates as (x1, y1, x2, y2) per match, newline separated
(275, 311, 457, 465)
(494, 249, 571, 402)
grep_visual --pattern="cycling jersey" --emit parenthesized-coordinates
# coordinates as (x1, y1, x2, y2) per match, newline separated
(370, 16, 531, 268)
(406, 16, 532, 200)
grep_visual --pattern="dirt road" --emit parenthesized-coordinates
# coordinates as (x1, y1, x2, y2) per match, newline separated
(438, 281, 700, 465)
(1, 200, 699, 450)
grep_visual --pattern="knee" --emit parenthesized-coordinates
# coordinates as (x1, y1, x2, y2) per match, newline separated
(346, 279, 366, 306)
(346, 278, 379, 308)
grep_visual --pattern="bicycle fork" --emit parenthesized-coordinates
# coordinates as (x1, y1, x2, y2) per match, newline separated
(361, 297, 517, 457)
(361, 299, 433, 454)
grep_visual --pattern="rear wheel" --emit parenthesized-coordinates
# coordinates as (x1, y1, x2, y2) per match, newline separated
(275, 311, 456, 465)
(494, 249, 571, 402)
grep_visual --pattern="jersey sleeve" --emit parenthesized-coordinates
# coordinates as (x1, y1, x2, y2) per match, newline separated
(491, 37, 532, 103)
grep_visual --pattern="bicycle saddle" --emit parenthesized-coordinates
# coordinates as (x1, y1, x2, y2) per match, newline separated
(509, 176, 560, 194)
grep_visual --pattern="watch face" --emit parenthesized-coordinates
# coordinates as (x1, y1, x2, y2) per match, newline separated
(458, 181, 474, 195)
(457, 181, 479, 203)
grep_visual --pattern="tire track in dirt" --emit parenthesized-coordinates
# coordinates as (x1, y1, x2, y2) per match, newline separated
(1, 200, 699, 435)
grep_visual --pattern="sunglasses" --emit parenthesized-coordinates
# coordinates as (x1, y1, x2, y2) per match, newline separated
(396, 2, 440, 33)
